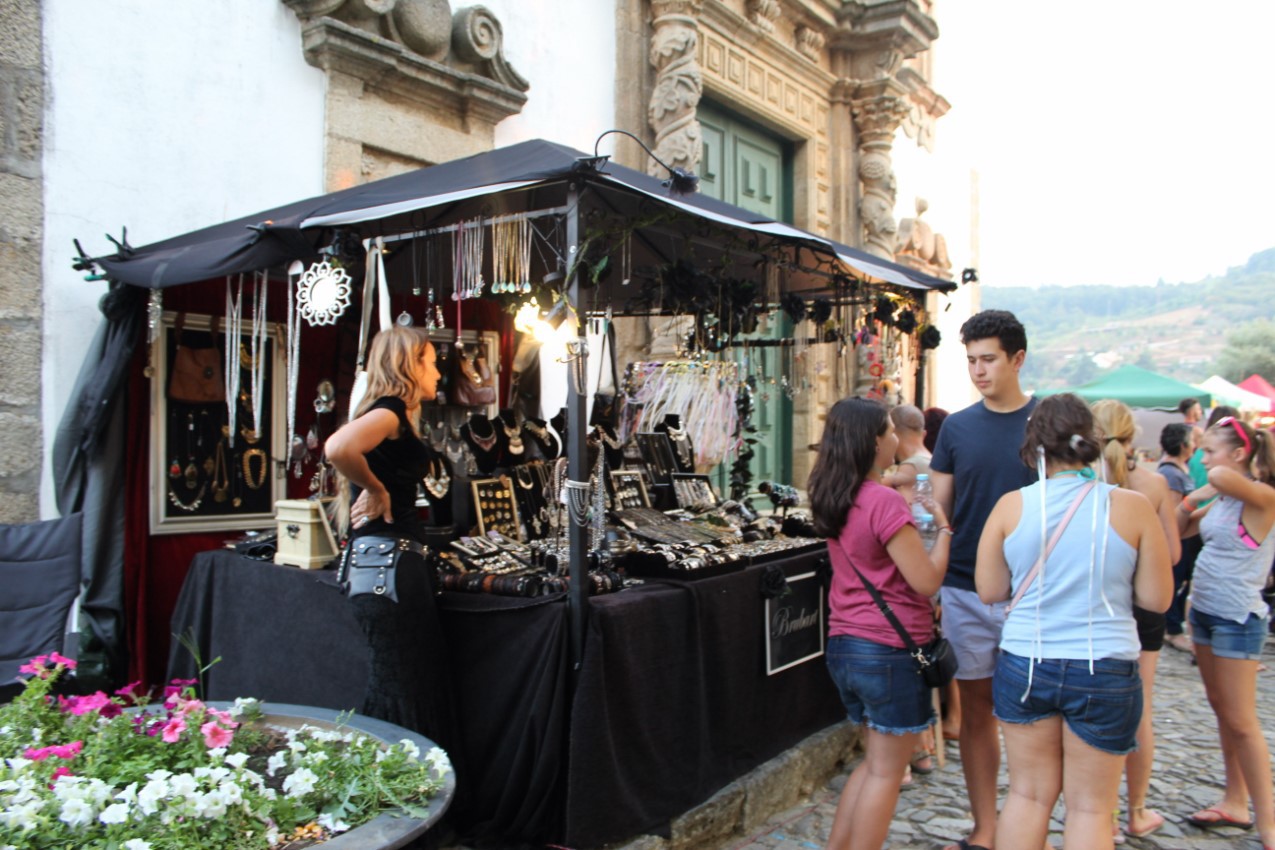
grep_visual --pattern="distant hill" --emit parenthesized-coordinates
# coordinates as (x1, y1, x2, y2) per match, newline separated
(979, 248, 1275, 393)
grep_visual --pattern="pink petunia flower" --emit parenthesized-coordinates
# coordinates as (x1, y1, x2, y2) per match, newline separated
(47, 652, 76, 669)
(60, 692, 113, 716)
(49, 766, 73, 786)
(162, 678, 198, 703)
(176, 698, 206, 718)
(114, 680, 144, 701)
(161, 717, 187, 743)
(205, 708, 239, 728)
(201, 721, 233, 749)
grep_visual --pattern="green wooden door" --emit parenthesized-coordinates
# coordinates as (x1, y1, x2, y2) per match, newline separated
(698, 103, 792, 508)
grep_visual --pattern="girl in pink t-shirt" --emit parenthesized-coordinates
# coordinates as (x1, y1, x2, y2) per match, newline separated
(808, 397, 952, 850)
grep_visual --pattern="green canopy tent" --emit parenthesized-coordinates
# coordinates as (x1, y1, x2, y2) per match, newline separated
(1039, 364, 1211, 409)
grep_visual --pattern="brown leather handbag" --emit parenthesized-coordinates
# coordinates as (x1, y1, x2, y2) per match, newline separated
(168, 313, 225, 404)
(452, 344, 495, 407)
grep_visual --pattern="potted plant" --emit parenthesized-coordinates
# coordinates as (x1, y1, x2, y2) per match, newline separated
(0, 654, 453, 849)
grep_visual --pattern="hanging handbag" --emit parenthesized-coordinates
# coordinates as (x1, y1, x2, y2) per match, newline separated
(451, 344, 496, 407)
(348, 237, 392, 419)
(168, 313, 225, 404)
(336, 535, 428, 602)
(838, 541, 958, 688)
(590, 319, 621, 427)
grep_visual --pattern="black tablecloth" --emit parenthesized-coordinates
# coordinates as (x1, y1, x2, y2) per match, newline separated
(168, 547, 843, 848)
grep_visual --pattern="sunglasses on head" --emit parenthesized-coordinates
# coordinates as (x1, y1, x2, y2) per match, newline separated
(1215, 416, 1251, 454)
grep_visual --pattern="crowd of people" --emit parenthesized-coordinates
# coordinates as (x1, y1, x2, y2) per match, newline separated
(810, 310, 1275, 850)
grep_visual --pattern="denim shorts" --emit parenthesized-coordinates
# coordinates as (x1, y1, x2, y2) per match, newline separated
(1190, 608, 1269, 660)
(826, 634, 935, 735)
(993, 652, 1141, 755)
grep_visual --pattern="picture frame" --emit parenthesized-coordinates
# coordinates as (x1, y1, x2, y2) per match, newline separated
(671, 473, 718, 510)
(150, 311, 286, 535)
(609, 470, 650, 509)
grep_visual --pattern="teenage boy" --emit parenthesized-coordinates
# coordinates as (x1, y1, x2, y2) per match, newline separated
(929, 310, 1037, 850)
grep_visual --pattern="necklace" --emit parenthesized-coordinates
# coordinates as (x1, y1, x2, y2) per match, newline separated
(242, 448, 269, 490)
(212, 438, 230, 503)
(168, 482, 206, 512)
(467, 417, 498, 452)
(225, 275, 243, 447)
(183, 413, 199, 489)
(502, 418, 525, 455)
(1051, 468, 1096, 480)
(514, 465, 535, 489)
(595, 424, 622, 450)
(423, 458, 451, 499)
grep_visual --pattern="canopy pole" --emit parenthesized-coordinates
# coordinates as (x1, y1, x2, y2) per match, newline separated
(565, 182, 590, 676)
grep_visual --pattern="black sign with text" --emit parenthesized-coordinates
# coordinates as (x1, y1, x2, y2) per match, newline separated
(765, 571, 825, 675)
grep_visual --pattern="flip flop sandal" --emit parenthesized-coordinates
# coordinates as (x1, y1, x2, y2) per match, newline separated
(911, 753, 936, 774)
(1186, 806, 1254, 829)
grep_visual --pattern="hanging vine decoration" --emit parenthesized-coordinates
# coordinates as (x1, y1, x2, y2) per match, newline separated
(729, 375, 757, 502)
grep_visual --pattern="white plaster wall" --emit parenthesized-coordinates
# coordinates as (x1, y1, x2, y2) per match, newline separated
(483, 0, 618, 157)
(41, 1, 327, 517)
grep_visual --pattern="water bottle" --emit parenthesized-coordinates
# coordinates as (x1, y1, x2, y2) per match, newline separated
(912, 473, 937, 551)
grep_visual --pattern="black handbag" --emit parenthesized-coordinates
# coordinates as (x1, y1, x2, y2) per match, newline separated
(839, 542, 958, 688)
(590, 321, 621, 427)
(336, 536, 428, 603)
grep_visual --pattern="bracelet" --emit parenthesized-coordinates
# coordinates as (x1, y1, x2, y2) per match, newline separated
(938, 526, 954, 536)
(1179, 500, 1196, 512)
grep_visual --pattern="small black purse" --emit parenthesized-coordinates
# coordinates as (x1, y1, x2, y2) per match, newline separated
(336, 536, 428, 603)
(839, 543, 958, 688)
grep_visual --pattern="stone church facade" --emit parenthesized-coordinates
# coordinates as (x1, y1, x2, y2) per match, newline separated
(2, 0, 957, 520)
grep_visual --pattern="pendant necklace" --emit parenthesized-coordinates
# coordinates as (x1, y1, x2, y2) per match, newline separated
(468, 417, 499, 452)
(183, 413, 199, 489)
(502, 417, 525, 455)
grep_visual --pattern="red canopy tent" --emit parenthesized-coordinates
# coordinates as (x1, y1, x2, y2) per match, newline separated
(1239, 374, 1275, 402)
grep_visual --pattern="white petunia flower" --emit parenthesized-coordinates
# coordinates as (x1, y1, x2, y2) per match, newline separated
(317, 812, 350, 833)
(266, 751, 288, 777)
(282, 767, 318, 798)
(397, 739, 421, 760)
(223, 752, 249, 770)
(98, 802, 130, 825)
(427, 747, 452, 779)
(58, 796, 95, 828)
(123, 840, 153, 850)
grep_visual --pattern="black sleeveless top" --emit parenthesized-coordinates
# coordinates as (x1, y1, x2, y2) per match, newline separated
(352, 396, 429, 544)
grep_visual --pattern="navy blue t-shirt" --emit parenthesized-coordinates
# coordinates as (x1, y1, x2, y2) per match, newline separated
(930, 397, 1038, 591)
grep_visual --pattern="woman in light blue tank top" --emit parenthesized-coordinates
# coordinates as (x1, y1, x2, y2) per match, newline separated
(1175, 415, 1275, 843)
(975, 394, 1171, 850)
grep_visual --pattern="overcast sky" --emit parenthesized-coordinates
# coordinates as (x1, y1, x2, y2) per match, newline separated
(931, 1, 1275, 288)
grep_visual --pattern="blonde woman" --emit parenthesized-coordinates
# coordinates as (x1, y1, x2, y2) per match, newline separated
(1091, 399, 1179, 840)
(325, 326, 454, 744)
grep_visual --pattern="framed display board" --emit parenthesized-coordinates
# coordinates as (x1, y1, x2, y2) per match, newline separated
(671, 473, 718, 511)
(636, 432, 677, 484)
(765, 571, 826, 675)
(610, 470, 650, 510)
(150, 311, 286, 535)
(471, 475, 521, 539)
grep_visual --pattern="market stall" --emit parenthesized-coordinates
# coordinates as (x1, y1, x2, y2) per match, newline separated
(70, 136, 954, 844)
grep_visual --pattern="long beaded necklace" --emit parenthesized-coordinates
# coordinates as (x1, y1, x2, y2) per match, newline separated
(246, 270, 268, 438)
(224, 275, 243, 447)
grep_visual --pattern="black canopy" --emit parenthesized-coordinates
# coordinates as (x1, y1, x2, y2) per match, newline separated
(92, 139, 954, 294)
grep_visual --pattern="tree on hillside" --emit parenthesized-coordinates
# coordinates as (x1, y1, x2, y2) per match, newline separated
(1218, 319, 1275, 383)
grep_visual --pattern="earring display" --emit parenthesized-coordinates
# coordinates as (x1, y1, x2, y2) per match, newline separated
(636, 432, 678, 484)
(610, 470, 650, 510)
(471, 475, 521, 540)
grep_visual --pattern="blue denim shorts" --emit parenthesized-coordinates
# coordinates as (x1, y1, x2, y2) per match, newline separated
(993, 652, 1141, 755)
(826, 634, 935, 735)
(1190, 608, 1269, 660)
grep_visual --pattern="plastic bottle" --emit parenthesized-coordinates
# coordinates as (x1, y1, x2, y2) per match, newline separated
(912, 473, 937, 551)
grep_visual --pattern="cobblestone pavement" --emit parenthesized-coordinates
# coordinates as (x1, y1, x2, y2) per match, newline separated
(728, 638, 1275, 850)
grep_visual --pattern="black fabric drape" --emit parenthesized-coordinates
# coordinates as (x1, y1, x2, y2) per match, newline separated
(563, 552, 844, 847)
(50, 281, 144, 684)
(168, 552, 570, 846)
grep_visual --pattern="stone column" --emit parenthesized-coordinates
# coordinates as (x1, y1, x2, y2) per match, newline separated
(647, 0, 703, 178)
(850, 81, 910, 260)
(0, 0, 43, 522)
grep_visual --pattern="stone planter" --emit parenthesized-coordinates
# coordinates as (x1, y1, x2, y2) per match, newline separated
(242, 703, 455, 849)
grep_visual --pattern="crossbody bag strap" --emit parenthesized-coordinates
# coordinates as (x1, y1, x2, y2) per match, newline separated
(834, 538, 923, 656)
(1006, 481, 1096, 614)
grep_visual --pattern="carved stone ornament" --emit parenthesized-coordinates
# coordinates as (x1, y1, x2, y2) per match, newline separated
(851, 91, 910, 259)
(896, 197, 952, 276)
(747, 0, 782, 34)
(283, 0, 528, 113)
(648, 0, 704, 179)
(795, 25, 825, 62)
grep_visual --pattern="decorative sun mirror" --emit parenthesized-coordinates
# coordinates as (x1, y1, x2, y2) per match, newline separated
(296, 261, 352, 326)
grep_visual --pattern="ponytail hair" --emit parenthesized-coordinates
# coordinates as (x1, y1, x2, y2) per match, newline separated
(1090, 399, 1136, 489)
(1253, 428, 1275, 486)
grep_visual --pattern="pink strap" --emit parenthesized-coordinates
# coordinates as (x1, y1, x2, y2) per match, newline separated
(1006, 481, 1096, 613)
